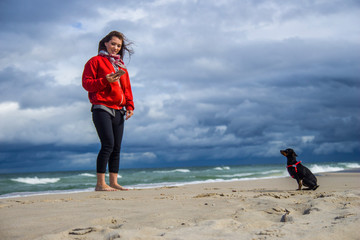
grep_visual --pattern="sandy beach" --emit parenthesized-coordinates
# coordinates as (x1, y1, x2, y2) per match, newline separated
(0, 170, 359, 240)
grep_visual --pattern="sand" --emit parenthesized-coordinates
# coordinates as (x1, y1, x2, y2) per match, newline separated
(0, 170, 359, 240)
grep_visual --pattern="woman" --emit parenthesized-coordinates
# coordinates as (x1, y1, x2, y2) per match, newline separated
(82, 31, 134, 191)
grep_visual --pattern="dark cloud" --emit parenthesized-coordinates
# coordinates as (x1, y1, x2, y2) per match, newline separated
(0, 67, 85, 108)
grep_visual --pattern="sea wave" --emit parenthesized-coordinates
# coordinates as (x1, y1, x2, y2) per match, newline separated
(218, 173, 254, 178)
(261, 170, 285, 175)
(129, 176, 288, 189)
(79, 173, 96, 177)
(309, 163, 360, 173)
(104, 173, 122, 178)
(310, 165, 343, 173)
(214, 166, 231, 171)
(339, 163, 360, 169)
(11, 177, 60, 185)
(219, 170, 287, 179)
(153, 169, 191, 174)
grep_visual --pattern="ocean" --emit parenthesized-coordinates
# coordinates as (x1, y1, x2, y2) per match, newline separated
(1, 162, 359, 199)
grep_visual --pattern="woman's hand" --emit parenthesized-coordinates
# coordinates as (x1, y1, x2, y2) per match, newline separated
(126, 110, 133, 120)
(106, 72, 121, 83)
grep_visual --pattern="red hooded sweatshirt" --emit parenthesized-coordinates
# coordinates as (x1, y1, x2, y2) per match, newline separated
(82, 55, 134, 111)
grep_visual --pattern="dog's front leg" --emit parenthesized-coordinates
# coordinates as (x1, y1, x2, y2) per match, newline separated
(297, 180, 303, 190)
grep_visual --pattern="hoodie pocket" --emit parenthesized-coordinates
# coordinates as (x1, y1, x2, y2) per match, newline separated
(109, 82, 125, 105)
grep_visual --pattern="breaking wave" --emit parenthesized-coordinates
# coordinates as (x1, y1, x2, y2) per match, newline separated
(214, 166, 231, 171)
(310, 163, 360, 173)
(11, 177, 60, 185)
(153, 169, 191, 174)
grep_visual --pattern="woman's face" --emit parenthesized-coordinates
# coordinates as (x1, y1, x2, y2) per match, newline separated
(104, 36, 122, 55)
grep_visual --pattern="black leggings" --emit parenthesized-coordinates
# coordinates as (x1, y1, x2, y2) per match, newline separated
(92, 109, 125, 173)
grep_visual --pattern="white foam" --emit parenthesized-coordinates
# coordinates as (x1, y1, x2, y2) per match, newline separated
(309, 163, 360, 173)
(129, 175, 288, 190)
(0, 188, 94, 199)
(104, 173, 122, 178)
(261, 170, 284, 175)
(11, 177, 60, 185)
(309, 164, 344, 173)
(340, 163, 360, 169)
(218, 173, 254, 178)
(153, 169, 191, 173)
(214, 166, 231, 171)
(79, 173, 96, 177)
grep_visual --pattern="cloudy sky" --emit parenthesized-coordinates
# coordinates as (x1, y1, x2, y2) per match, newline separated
(0, 0, 359, 173)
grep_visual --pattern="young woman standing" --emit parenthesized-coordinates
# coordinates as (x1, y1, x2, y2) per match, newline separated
(82, 31, 134, 191)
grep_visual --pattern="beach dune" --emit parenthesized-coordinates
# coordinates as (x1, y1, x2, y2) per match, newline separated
(0, 171, 359, 240)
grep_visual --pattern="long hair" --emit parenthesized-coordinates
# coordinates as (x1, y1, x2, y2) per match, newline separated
(98, 31, 134, 60)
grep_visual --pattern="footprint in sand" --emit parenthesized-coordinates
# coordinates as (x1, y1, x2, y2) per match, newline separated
(69, 226, 121, 240)
(256, 229, 285, 237)
(69, 227, 95, 235)
(106, 232, 121, 240)
(334, 213, 355, 220)
(303, 207, 320, 215)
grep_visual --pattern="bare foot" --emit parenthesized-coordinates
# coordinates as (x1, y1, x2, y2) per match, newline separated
(95, 184, 117, 191)
(110, 183, 129, 191)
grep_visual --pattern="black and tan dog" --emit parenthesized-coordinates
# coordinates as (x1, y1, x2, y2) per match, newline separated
(280, 148, 319, 190)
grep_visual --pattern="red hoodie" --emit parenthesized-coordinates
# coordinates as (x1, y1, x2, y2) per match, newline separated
(82, 55, 134, 111)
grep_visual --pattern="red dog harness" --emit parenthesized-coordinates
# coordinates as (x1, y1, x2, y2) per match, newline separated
(287, 161, 301, 178)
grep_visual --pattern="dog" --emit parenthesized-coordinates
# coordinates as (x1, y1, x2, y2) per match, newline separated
(280, 148, 319, 190)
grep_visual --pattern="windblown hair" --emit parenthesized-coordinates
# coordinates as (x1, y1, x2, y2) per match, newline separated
(98, 31, 134, 60)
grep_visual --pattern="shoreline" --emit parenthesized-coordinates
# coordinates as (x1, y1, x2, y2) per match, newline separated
(1, 168, 359, 200)
(1, 170, 359, 240)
